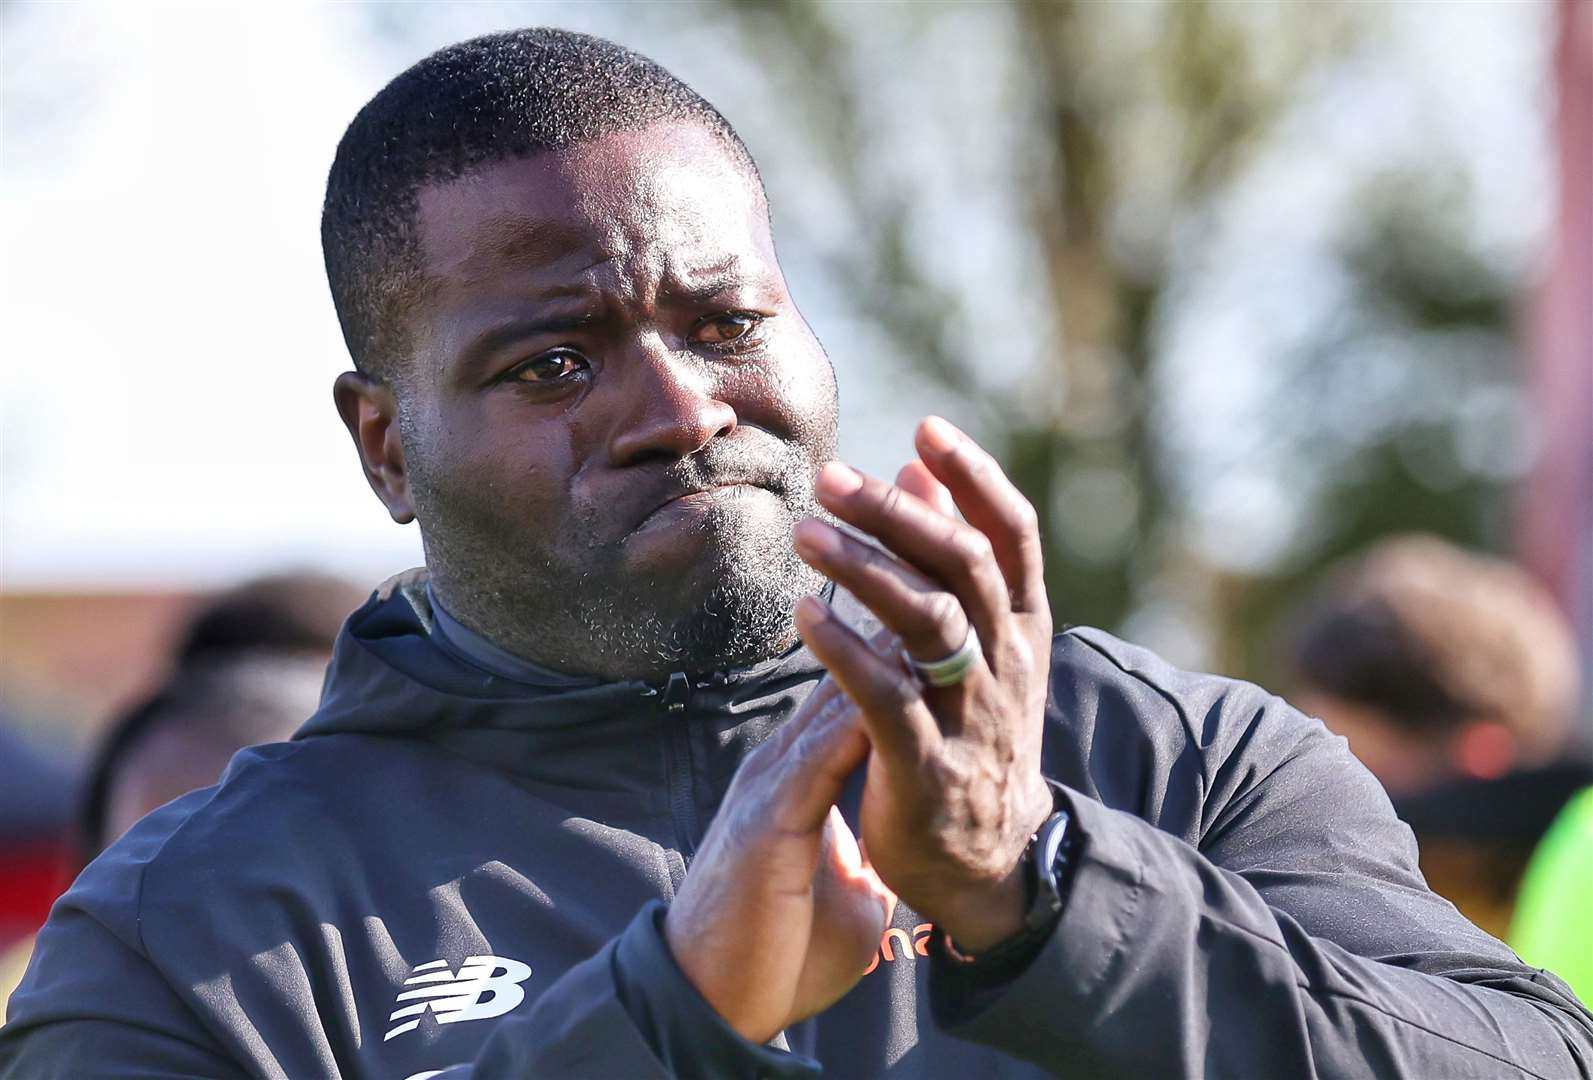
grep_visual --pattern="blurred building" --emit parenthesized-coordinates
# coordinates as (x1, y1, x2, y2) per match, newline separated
(1519, 0, 1593, 702)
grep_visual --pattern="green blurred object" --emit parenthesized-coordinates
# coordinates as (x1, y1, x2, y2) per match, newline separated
(1510, 786, 1593, 1005)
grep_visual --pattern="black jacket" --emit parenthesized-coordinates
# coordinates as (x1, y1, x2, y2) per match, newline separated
(4, 578, 1591, 1079)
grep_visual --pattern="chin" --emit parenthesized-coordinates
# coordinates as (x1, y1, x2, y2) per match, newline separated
(615, 530, 822, 674)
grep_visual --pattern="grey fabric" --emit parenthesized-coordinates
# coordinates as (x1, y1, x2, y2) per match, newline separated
(3, 588, 1590, 1079)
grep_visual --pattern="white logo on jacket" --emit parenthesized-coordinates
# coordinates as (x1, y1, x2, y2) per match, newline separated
(385, 955, 532, 1041)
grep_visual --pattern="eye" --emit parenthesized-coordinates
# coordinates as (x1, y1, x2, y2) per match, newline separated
(508, 349, 588, 384)
(692, 311, 765, 348)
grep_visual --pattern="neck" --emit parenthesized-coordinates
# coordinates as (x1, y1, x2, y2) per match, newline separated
(422, 567, 814, 683)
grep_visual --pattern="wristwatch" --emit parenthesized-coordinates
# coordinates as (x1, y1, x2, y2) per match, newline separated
(943, 780, 1080, 969)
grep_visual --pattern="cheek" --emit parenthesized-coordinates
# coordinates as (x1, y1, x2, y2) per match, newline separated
(740, 332, 839, 459)
(406, 395, 578, 535)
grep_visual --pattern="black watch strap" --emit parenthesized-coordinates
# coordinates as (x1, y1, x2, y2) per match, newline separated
(942, 780, 1080, 971)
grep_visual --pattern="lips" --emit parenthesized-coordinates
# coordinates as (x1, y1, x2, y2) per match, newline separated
(608, 445, 795, 538)
(634, 482, 767, 530)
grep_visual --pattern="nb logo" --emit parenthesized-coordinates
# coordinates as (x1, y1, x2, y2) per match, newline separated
(385, 955, 532, 1041)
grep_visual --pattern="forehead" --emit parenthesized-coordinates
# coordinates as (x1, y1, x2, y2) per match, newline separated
(413, 123, 771, 289)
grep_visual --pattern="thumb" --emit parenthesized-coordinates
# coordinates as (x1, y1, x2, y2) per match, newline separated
(818, 807, 897, 926)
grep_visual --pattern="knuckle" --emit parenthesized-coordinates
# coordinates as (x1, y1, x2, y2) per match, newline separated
(952, 528, 993, 572)
(878, 671, 919, 712)
(870, 627, 903, 654)
(1012, 497, 1040, 535)
(921, 590, 965, 631)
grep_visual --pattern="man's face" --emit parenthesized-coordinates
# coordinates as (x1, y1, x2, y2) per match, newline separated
(386, 123, 838, 680)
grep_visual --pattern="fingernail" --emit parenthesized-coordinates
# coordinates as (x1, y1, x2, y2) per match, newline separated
(817, 461, 863, 497)
(794, 518, 842, 558)
(920, 416, 960, 453)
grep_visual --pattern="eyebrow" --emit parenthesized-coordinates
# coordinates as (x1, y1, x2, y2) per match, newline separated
(458, 311, 597, 369)
(668, 265, 782, 305)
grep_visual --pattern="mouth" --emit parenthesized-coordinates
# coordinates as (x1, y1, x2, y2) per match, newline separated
(633, 483, 772, 533)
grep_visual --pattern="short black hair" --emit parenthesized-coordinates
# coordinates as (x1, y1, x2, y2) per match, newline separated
(321, 27, 760, 383)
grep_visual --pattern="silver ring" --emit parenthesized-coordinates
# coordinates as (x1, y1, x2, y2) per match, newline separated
(908, 625, 981, 688)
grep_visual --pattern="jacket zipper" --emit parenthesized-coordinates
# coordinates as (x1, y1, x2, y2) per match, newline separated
(659, 672, 700, 860)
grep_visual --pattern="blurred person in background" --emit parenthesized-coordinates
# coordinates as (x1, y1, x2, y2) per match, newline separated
(1288, 533, 1591, 937)
(0, 571, 362, 1023)
(1290, 534, 1582, 798)
(168, 571, 366, 670)
(73, 654, 330, 868)
(77, 569, 363, 864)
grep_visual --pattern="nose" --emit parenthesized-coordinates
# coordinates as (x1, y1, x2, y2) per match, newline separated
(606, 345, 738, 467)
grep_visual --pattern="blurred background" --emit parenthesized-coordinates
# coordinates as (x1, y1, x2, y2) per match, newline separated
(2, 0, 1590, 1005)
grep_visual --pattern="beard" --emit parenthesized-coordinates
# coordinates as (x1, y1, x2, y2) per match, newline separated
(406, 426, 831, 682)
(553, 493, 826, 676)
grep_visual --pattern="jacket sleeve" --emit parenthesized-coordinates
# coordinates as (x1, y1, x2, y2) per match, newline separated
(0, 901, 249, 1079)
(424, 902, 819, 1080)
(1, 897, 817, 1080)
(928, 630, 1593, 1079)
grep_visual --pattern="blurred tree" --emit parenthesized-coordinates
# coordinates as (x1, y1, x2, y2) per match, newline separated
(353, 0, 1540, 688)
(709, 0, 1529, 686)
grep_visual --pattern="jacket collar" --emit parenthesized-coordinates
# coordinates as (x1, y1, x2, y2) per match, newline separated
(296, 569, 869, 787)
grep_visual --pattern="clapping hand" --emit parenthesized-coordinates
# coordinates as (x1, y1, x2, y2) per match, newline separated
(792, 416, 1054, 953)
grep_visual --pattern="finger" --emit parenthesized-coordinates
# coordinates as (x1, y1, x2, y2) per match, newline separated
(914, 416, 1047, 617)
(796, 595, 941, 765)
(759, 680, 870, 834)
(814, 461, 1010, 657)
(895, 459, 956, 519)
(794, 517, 973, 666)
(788, 624, 903, 728)
(764, 623, 900, 768)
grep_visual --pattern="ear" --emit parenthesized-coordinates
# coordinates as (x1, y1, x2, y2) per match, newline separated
(333, 371, 415, 524)
(1451, 721, 1517, 782)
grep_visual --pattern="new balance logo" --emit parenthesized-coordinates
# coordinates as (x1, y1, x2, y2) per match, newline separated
(384, 955, 532, 1041)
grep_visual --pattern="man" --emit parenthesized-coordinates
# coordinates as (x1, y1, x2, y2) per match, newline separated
(3, 28, 1590, 1079)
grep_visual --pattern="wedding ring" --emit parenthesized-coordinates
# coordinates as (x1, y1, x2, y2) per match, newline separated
(908, 625, 981, 688)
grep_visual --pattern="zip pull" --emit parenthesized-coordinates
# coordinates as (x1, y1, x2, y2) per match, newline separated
(660, 671, 692, 714)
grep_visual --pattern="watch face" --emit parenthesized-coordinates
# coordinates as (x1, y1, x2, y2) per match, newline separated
(1028, 808, 1073, 924)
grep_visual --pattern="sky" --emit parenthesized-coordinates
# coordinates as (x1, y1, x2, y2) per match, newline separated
(0, 1, 1554, 595)
(3, 4, 426, 588)
(1, 1, 969, 591)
